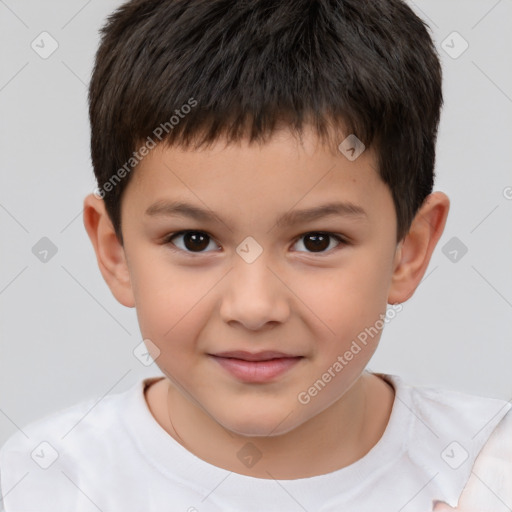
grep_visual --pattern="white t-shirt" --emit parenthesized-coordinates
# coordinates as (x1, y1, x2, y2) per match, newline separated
(1, 373, 511, 512)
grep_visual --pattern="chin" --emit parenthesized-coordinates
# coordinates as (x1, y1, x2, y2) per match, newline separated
(215, 407, 305, 438)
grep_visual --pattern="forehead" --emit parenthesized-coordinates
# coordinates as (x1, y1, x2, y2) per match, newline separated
(123, 127, 392, 228)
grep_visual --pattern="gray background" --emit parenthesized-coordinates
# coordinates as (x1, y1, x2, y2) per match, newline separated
(1, 0, 511, 449)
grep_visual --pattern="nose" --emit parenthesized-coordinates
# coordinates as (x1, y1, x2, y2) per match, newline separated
(219, 253, 290, 331)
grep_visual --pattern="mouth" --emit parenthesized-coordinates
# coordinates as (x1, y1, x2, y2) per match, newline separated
(209, 351, 303, 383)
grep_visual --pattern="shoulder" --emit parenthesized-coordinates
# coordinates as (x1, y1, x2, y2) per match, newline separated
(0, 378, 148, 508)
(379, 373, 511, 469)
(473, 405, 512, 466)
(381, 373, 511, 439)
(489, 405, 512, 438)
(1, 382, 129, 452)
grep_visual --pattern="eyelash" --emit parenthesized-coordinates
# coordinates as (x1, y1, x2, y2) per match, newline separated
(162, 230, 349, 256)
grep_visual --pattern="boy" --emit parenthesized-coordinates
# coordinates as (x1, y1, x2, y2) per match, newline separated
(1, 0, 511, 510)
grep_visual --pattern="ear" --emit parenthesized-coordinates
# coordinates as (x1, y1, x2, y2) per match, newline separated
(82, 193, 135, 308)
(388, 191, 450, 304)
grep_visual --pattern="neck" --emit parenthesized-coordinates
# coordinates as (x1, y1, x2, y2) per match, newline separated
(146, 372, 395, 479)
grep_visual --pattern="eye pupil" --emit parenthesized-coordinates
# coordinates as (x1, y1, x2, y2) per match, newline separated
(184, 231, 209, 251)
(304, 233, 329, 252)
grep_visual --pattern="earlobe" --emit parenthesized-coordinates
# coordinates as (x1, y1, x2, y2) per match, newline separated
(388, 192, 450, 304)
(82, 193, 136, 308)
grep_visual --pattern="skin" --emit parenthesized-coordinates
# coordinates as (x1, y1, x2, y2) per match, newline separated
(434, 498, 487, 511)
(432, 421, 512, 511)
(83, 125, 450, 479)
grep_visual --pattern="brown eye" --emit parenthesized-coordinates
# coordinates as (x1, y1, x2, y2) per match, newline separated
(305, 233, 329, 252)
(183, 232, 209, 251)
(166, 231, 219, 253)
(293, 232, 346, 254)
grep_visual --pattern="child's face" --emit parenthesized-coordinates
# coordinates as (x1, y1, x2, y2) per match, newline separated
(111, 126, 404, 436)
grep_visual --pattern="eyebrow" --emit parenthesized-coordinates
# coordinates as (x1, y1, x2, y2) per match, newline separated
(145, 199, 368, 227)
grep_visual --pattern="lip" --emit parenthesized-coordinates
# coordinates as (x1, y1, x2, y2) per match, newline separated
(212, 350, 298, 361)
(209, 351, 303, 383)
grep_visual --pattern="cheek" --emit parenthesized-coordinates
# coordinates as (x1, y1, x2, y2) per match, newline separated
(129, 256, 214, 348)
(309, 259, 386, 329)
(303, 250, 392, 362)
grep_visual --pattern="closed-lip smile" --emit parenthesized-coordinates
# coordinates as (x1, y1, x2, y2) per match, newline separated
(209, 351, 303, 382)
(211, 350, 301, 361)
